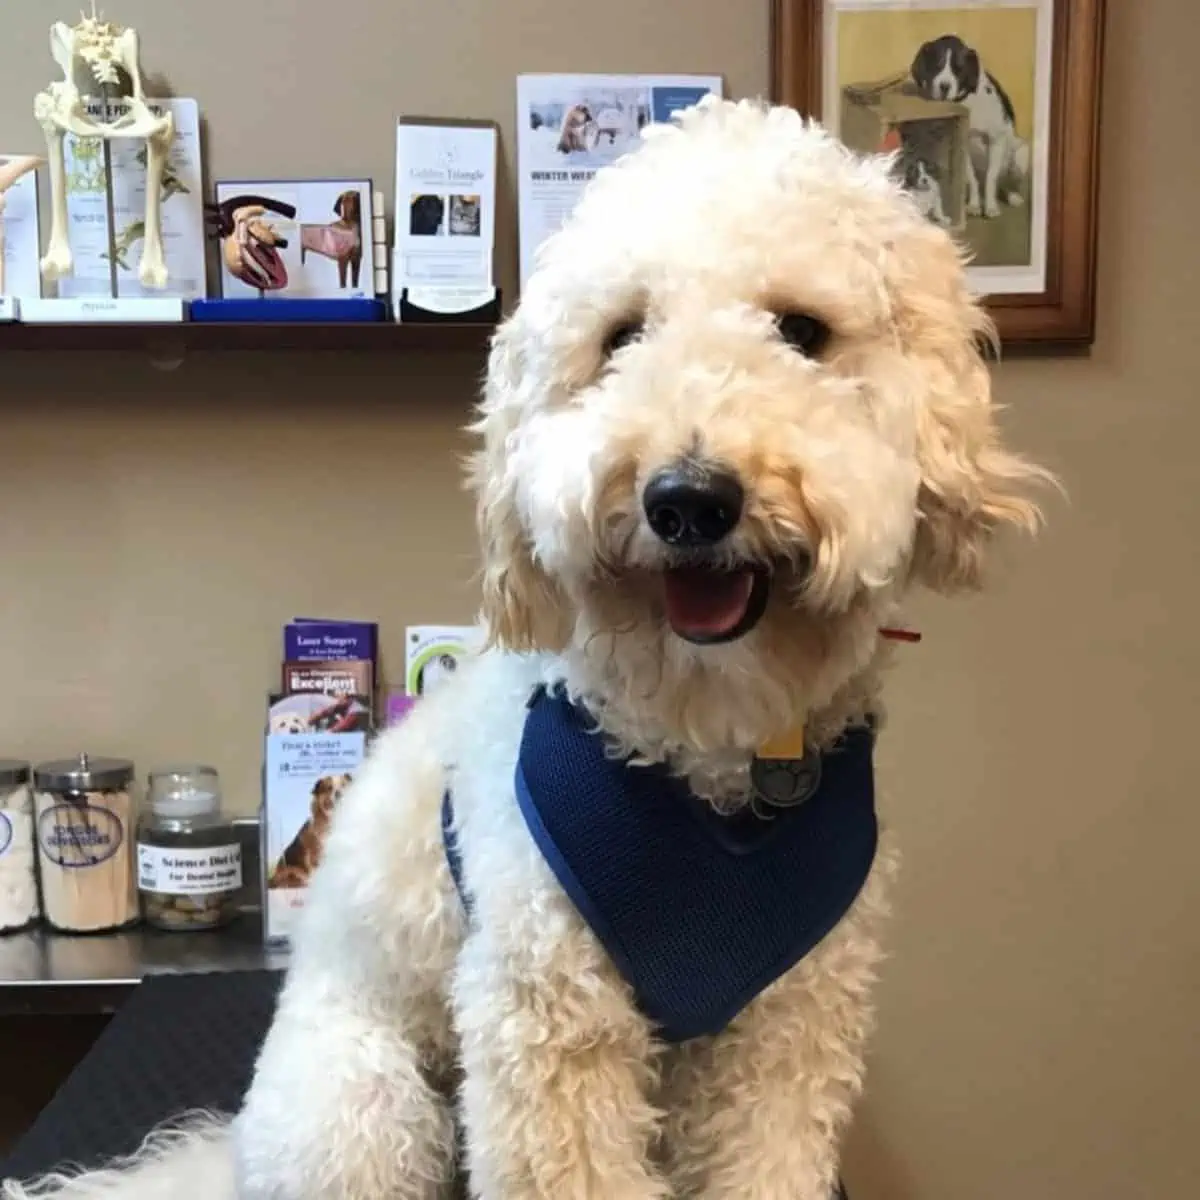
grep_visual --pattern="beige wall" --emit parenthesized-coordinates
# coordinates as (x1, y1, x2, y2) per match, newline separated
(1, 1, 1196, 1196)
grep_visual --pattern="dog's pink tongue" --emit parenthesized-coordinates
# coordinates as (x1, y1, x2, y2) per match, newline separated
(662, 567, 754, 639)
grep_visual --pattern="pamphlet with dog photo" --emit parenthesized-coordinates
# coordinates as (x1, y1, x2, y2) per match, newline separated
(271, 674, 374, 735)
(212, 178, 375, 299)
(262, 730, 365, 943)
(516, 73, 723, 287)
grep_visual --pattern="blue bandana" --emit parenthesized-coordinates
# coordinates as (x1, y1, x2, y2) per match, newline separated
(443, 685, 878, 1044)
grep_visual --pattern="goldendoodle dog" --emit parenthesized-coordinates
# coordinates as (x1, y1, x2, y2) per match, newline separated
(4, 96, 1050, 1200)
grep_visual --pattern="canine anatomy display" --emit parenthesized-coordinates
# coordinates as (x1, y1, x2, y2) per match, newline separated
(299, 189, 363, 289)
(34, 9, 175, 288)
(204, 195, 296, 294)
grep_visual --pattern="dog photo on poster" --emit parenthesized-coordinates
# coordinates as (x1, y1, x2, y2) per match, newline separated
(262, 731, 365, 943)
(210, 177, 375, 299)
(821, 0, 1053, 297)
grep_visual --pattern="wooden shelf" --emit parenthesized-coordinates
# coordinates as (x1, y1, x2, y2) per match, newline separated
(0, 320, 495, 354)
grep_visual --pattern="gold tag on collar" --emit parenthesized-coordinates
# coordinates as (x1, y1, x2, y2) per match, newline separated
(756, 724, 807, 761)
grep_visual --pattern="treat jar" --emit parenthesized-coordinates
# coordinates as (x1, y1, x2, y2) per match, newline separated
(0, 760, 38, 934)
(136, 765, 241, 932)
(33, 754, 139, 933)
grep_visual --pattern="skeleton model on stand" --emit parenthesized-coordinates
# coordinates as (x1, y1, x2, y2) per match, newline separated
(0, 155, 42, 295)
(34, 6, 174, 290)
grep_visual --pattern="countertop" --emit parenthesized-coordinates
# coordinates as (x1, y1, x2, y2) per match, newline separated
(0, 914, 288, 1014)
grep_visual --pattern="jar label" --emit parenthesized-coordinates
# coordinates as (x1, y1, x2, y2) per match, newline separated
(0, 811, 11, 857)
(137, 843, 243, 895)
(38, 804, 124, 867)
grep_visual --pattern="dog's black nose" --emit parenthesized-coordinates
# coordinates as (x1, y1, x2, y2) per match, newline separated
(643, 463, 744, 547)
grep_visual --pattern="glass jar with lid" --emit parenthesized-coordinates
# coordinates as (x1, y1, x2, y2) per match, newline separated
(0, 759, 38, 934)
(33, 753, 139, 933)
(136, 765, 242, 932)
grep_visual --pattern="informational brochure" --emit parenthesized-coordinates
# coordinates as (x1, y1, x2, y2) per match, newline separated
(0, 158, 41, 298)
(59, 97, 206, 300)
(404, 624, 484, 698)
(515, 73, 723, 288)
(392, 119, 498, 300)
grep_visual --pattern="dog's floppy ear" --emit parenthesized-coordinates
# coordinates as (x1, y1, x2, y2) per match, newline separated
(910, 42, 937, 88)
(910, 340, 1055, 593)
(333, 193, 345, 217)
(960, 47, 982, 93)
(467, 319, 572, 653)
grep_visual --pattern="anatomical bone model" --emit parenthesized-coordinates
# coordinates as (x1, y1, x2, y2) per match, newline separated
(34, 7, 174, 289)
(0, 155, 42, 295)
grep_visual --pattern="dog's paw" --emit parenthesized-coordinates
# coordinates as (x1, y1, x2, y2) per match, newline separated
(1006, 191, 1026, 208)
(983, 201, 1002, 219)
(966, 199, 984, 218)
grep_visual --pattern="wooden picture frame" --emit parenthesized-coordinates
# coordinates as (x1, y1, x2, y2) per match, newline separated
(771, 0, 1106, 349)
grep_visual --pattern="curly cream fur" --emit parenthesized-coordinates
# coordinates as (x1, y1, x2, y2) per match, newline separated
(3, 96, 1050, 1200)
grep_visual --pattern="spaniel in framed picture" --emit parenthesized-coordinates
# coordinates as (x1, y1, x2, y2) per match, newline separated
(772, 0, 1106, 348)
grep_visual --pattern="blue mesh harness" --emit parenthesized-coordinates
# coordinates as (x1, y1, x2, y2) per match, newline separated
(442, 685, 878, 1045)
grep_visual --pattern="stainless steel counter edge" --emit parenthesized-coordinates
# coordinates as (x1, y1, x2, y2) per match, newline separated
(0, 819, 289, 1014)
(0, 917, 290, 1015)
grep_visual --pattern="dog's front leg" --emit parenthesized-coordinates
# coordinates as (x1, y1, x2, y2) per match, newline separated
(233, 704, 465, 1199)
(660, 848, 896, 1200)
(982, 136, 1006, 219)
(453, 910, 670, 1199)
(964, 137, 984, 217)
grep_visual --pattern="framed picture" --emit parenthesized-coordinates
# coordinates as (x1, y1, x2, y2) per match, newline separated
(771, 0, 1106, 347)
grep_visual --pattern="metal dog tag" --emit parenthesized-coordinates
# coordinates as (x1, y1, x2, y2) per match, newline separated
(750, 747, 822, 810)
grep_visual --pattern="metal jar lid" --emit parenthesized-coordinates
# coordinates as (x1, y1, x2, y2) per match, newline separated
(0, 759, 30, 787)
(34, 753, 135, 792)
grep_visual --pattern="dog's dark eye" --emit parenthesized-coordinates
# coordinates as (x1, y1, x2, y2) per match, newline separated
(602, 319, 644, 358)
(775, 312, 831, 358)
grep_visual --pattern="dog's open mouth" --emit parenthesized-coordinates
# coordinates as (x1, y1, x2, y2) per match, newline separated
(661, 565, 770, 645)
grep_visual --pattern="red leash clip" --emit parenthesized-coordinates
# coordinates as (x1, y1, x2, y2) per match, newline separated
(879, 627, 922, 644)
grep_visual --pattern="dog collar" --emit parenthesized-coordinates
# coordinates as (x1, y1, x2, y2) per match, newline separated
(443, 686, 878, 1043)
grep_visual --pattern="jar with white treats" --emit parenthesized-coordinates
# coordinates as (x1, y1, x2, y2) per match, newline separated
(33, 753, 140, 934)
(136, 764, 241, 932)
(0, 760, 39, 934)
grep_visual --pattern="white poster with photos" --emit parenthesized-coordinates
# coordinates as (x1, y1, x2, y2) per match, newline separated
(820, 0, 1054, 296)
(516, 73, 724, 289)
(392, 120, 498, 298)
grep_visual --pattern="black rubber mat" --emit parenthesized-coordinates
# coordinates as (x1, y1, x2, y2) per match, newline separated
(0, 970, 283, 1182)
(1, 968, 851, 1198)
